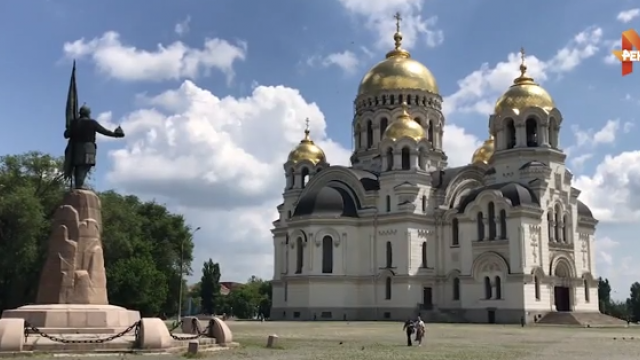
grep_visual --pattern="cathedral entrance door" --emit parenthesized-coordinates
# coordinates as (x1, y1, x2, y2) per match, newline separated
(422, 287, 433, 310)
(554, 286, 571, 312)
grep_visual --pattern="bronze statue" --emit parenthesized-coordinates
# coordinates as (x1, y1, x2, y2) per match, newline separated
(63, 62, 125, 189)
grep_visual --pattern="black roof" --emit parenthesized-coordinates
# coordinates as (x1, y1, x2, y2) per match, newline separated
(293, 186, 359, 218)
(577, 200, 594, 218)
(458, 182, 540, 213)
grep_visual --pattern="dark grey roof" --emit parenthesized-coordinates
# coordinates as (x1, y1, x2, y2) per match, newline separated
(520, 161, 548, 170)
(577, 200, 594, 218)
(345, 168, 380, 191)
(293, 186, 359, 218)
(458, 182, 540, 212)
(431, 165, 469, 188)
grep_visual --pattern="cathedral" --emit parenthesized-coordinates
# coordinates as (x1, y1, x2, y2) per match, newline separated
(269, 16, 600, 324)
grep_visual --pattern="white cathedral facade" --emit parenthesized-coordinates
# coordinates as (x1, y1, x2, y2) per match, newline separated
(269, 18, 599, 324)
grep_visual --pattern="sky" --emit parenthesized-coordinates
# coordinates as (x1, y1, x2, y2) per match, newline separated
(0, 0, 639, 300)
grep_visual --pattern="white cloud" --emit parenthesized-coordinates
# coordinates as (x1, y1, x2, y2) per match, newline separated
(596, 236, 619, 266)
(570, 153, 593, 171)
(575, 151, 640, 223)
(63, 31, 247, 83)
(174, 16, 191, 36)
(617, 8, 640, 23)
(337, 0, 443, 50)
(443, 27, 603, 116)
(308, 50, 360, 74)
(602, 39, 621, 65)
(94, 111, 122, 143)
(569, 119, 621, 152)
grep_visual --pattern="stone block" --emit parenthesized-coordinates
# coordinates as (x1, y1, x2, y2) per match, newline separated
(208, 317, 233, 345)
(266, 334, 279, 348)
(139, 318, 173, 350)
(0, 318, 25, 352)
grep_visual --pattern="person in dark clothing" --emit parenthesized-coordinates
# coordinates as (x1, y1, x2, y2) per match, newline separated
(402, 318, 415, 346)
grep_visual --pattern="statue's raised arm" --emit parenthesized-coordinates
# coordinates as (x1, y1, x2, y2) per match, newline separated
(64, 104, 125, 189)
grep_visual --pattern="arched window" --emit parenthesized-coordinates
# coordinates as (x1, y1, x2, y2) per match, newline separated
(301, 167, 309, 188)
(488, 202, 496, 240)
(421, 241, 427, 268)
(562, 215, 568, 243)
(380, 117, 388, 135)
(385, 277, 392, 299)
(453, 277, 460, 300)
(386, 241, 393, 268)
(477, 212, 485, 241)
(288, 168, 295, 189)
(355, 124, 362, 149)
(554, 208, 560, 242)
(495, 276, 502, 299)
(484, 276, 492, 299)
(401, 147, 411, 170)
(452, 218, 459, 245)
(386, 148, 394, 171)
(366, 120, 373, 148)
(421, 195, 427, 212)
(427, 120, 434, 142)
(385, 195, 391, 212)
(534, 276, 540, 300)
(506, 119, 516, 149)
(499, 209, 507, 239)
(321, 236, 333, 274)
(295, 237, 304, 274)
(547, 211, 554, 242)
(584, 279, 590, 302)
(526, 118, 538, 147)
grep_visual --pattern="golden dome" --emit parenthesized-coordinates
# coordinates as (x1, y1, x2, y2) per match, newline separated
(494, 48, 555, 114)
(287, 119, 326, 165)
(471, 136, 495, 165)
(357, 13, 439, 95)
(383, 102, 426, 141)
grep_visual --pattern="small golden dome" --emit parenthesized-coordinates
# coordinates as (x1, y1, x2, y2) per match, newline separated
(357, 13, 439, 95)
(471, 136, 495, 165)
(383, 102, 426, 141)
(494, 48, 555, 114)
(287, 119, 326, 165)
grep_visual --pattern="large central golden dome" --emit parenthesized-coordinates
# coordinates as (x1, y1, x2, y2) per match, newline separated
(494, 49, 555, 114)
(357, 15, 439, 96)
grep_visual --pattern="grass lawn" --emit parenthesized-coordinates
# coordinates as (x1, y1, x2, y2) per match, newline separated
(204, 321, 640, 360)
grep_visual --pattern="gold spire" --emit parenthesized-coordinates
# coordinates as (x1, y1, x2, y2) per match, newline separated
(287, 118, 326, 165)
(382, 101, 427, 141)
(493, 47, 555, 114)
(386, 12, 411, 59)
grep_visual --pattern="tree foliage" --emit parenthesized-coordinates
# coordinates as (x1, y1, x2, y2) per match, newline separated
(200, 259, 221, 315)
(0, 152, 195, 317)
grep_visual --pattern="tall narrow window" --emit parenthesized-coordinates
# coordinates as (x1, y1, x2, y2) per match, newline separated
(495, 276, 502, 299)
(526, 118, 538, 147)
(506, 119, 516, 149)
(386, 241, 393, 268)
(534, 276, 540, 300)
(547, 212, 554, 242)
(386, 148, 394, 171)
(499, 209, 507, 239)
(321, 236, 333, 274)
(484, 276, 492, 299)
(385, 195, 391, 212)
(452, 218, 459, 245)
(301, 167, 309, 188)
(380, 118, 388, 135)
(554, 210, 560, 241)
(488, 202, 496, 240)
(421, 241, 427, 268)
(427, 120, 434, 143)
(477, 212, 485, 241)
(366, 120, 373, 148)
(562, 215, 568, 243)
(421, 195, 427, 212)
(295, 237, 303, 274)
(584, 279, 590, 302)
(401, 147, 411, 170)
(453, 278, 460, 300)
(385, 277, 392, 299)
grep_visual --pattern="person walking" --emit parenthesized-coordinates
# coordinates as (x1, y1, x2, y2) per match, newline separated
(402, 318, 415, 346)
(415, 316, 426, 346)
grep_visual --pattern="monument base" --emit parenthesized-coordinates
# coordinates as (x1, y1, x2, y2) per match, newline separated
(2, 304, 141, 334)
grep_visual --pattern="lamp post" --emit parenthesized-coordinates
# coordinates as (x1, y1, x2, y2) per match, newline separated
(178, 226, 200, 322)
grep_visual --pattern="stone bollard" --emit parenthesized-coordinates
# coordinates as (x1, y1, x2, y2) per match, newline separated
(266, 334, 279, 348)
(188, 340, 199, 355)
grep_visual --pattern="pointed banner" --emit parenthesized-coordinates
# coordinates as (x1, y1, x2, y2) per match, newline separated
(65, 60, 78, 129)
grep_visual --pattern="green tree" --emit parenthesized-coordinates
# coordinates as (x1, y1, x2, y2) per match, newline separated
(598, 277, 612, 314)
(628, 282, 640, 322)
(200, 259, 221, 314)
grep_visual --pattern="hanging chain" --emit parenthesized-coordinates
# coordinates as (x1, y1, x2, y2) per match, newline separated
(24, 320, 141, 344)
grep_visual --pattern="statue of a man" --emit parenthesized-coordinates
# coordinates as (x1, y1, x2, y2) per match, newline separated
(64, 104, 125, 189)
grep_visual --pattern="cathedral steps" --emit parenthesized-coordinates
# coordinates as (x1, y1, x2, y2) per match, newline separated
(537, 312, 628, 327)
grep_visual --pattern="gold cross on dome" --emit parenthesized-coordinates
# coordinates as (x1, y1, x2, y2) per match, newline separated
(394, 12, 402, 32)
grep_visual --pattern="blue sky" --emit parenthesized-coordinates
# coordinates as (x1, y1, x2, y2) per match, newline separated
(1, 0, 639, 299)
